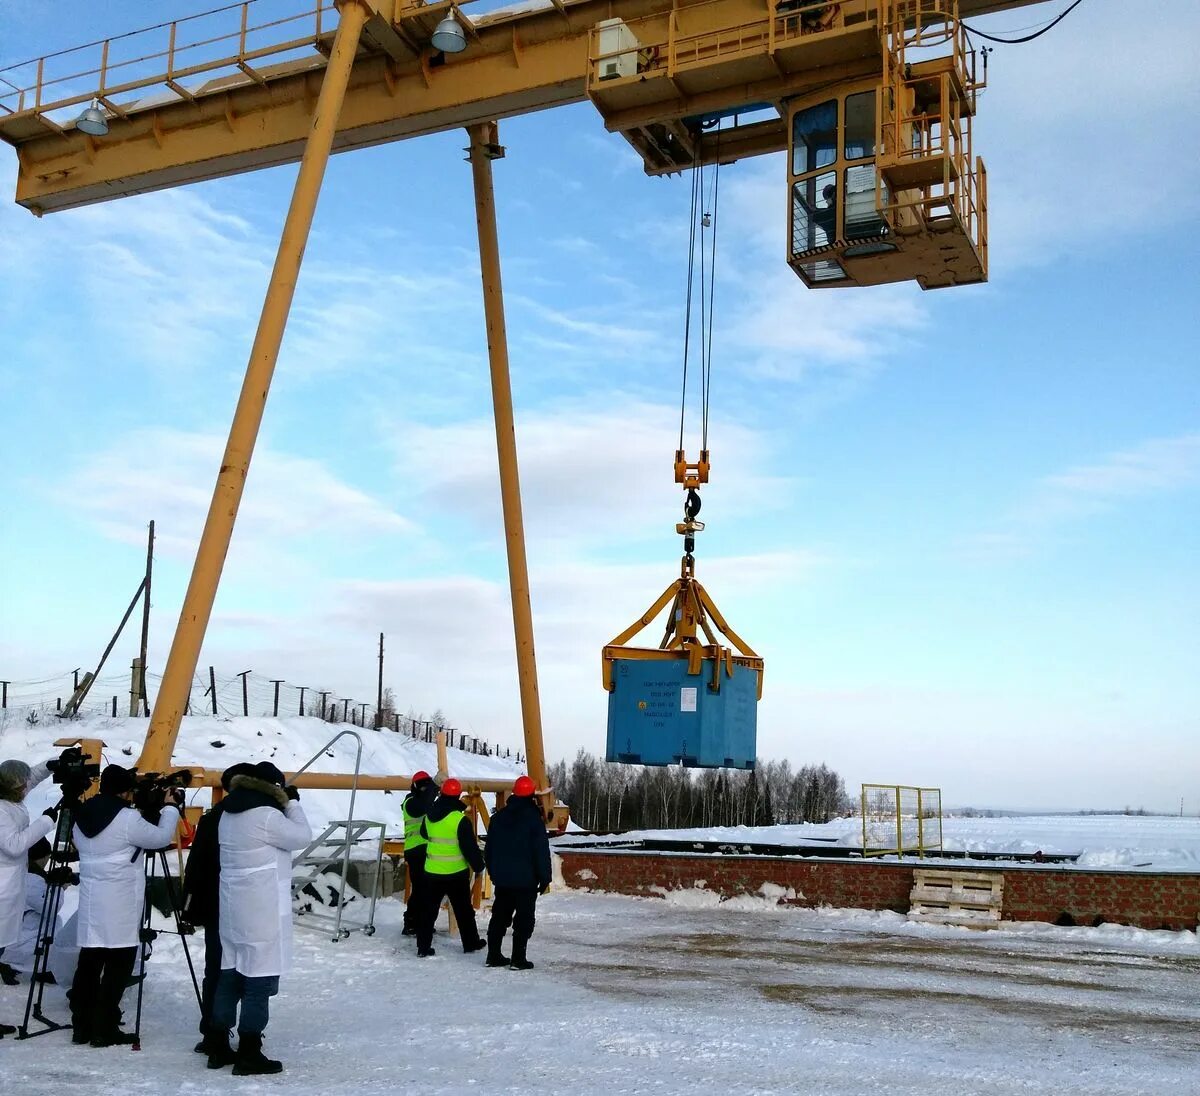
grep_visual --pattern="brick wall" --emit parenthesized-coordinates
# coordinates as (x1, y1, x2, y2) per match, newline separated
(557, 849, 1200, 931)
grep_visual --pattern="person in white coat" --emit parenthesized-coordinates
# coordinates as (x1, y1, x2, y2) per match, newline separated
(208, 762, 311, 1076)
(69, 764, 181, 1047)
(0, 757, 55, 1035)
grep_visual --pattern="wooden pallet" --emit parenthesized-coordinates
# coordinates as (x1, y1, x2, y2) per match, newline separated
(909, 869, 1004, 929)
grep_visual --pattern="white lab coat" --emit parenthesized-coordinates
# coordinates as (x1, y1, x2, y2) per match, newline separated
(0, 763, 55, 950)
(74, 806, 180, 949)
(219, 800, 311, 978)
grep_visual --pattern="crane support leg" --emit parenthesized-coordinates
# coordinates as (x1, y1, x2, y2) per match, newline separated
(136, 0, 371, 774)
(466, 121, 550, 805)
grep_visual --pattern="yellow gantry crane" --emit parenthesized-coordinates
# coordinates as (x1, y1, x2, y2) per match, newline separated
(0, 0, 1057, 815)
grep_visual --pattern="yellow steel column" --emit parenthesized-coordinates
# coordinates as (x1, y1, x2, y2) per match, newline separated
(466, 121, 549, 801)
(137, 0, 371, 774)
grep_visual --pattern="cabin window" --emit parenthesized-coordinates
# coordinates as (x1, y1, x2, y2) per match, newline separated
(791, 171, 837, 255)
(844, 91, 876, 160)
(792, 99, 837, 175)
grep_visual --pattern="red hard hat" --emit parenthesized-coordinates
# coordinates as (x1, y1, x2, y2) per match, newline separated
(513, 775, 536, 797)
(412, 770, 431, 784)
(441, 778, 462, 797)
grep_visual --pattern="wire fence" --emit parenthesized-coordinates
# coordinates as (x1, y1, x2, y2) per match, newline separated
(0, 666, 524, 763)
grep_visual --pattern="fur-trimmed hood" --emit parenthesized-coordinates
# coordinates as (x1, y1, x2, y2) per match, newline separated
(222, 773, 290, 814)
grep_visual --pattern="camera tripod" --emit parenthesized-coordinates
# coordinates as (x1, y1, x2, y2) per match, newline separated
(19, 795, 79, 1039)
(130, 844, 203, 1051)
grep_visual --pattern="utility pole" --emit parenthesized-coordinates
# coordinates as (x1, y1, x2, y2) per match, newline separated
(359, 702, 369, 727)
(137, 520, 154, 715)
(341, 698, 350, 723)
(208, 666, 218, 715)
(319, 691, 329, 720)
(270, 679, 284, 717)
(376, 632, 384, 730)
(237, 670, 252, 717)
(0, 681, 8, 709)
(298, 685, 307, 716)
(129, 659, 142, 717)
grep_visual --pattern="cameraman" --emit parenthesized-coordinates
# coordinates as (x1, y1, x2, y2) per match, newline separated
(0, 757, 55, 1033)
(69, 764, 181, 1048)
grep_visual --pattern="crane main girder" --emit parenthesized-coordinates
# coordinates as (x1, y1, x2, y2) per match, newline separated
(0, 0, 1052, 214)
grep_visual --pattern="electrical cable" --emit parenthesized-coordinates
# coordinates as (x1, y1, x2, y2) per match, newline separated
(962, 0, 1085, 44)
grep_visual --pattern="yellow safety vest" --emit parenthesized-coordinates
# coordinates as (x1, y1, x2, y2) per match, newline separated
(402, 799, 427, 853)
(423, 809, 469, 875)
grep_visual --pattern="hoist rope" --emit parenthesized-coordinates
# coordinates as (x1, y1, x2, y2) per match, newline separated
(678, 140, 703, 453)
(679, 125, 722, 456)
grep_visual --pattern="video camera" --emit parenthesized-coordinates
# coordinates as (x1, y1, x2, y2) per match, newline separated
(132, 768, 194, 817)
(46, 746, 101, 801)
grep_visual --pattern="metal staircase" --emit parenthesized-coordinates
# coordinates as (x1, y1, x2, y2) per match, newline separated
(292, 819, 386, 940)
(285, 728, 385, 941)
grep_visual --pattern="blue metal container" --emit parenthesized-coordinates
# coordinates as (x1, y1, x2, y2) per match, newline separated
(605, 656, 758, 769)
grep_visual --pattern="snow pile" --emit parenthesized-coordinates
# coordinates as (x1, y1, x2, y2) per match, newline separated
(0, 713, 522, 835)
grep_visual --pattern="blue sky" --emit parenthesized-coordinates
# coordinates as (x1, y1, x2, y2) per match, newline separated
(1, 0, 1197, 810)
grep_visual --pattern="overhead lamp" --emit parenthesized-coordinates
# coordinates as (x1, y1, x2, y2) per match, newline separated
(75, 97, 109, 137)
(430, 13, 467, 54)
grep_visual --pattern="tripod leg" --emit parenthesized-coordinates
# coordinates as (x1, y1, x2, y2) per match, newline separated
(20, 803, 74, 1038)
(132, 854, 154, 1051)
(159, 850, 202, 1009)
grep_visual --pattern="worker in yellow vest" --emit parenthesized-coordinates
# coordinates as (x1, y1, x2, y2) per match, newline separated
(415, 779, 485, 958)
(400, 771, 437, 937)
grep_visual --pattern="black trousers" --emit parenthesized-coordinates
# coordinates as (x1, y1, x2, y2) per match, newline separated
(70, 946, 137, 1038)
(402, 849, 428, 933)
(487, 887, 538, 959)
(417, 870, 481, 952)
(199, 923, 222, 1035)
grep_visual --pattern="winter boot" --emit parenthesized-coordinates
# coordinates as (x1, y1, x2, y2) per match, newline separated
(0, 1023, 16, 1037)
(510, 938, 534, 971)
(485, 949, 510, 967)
(463, 939, 486, 955)
(206, 1030, 237, 1069)
(232, 1032, 283, 1076)
(0, 961, 20, 986)
(417, 946, 436, 958)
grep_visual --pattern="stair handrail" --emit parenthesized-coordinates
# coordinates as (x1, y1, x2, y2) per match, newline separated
(288, 728, 365, 940)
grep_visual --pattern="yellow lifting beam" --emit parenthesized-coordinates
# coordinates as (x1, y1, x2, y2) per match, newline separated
(0, 0, 1055, 214)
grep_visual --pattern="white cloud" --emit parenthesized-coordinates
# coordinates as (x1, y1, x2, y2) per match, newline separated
(55, 427, 414, 560)
(962, 431, 1200, 558)
(384, 396, 794, 550)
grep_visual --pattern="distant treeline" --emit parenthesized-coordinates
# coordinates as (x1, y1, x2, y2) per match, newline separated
(548, 749, 851, 832)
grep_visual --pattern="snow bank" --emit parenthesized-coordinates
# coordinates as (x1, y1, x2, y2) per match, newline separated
(0, 712, 522, 835)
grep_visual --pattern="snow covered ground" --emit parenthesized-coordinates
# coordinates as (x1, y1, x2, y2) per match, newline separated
(0, 713, 523, 832)
(2, 888, 1198, 1094)
(556, 815, 1200, 873)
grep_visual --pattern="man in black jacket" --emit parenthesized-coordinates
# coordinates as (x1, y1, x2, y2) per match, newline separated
(484, 775, 551, 970)
(400, 771, 437, 937)
(181, 762, 255, 1057)
(416, 779, 485, 958)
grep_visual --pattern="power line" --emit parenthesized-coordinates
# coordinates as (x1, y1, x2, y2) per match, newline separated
(963, 0, 1085, 44)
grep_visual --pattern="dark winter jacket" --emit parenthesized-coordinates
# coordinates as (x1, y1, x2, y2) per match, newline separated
(72, 794, 129, 839)
(484, 796, 551, 890)
(221, 775, 290, 815)
(181, 803, 227, 928)
(421, 794, 484, 873)
(402, 781, 437, 824)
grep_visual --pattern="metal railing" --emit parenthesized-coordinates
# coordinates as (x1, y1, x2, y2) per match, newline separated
(0, 1, 336, 123)
(861, 783, 942, 857)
